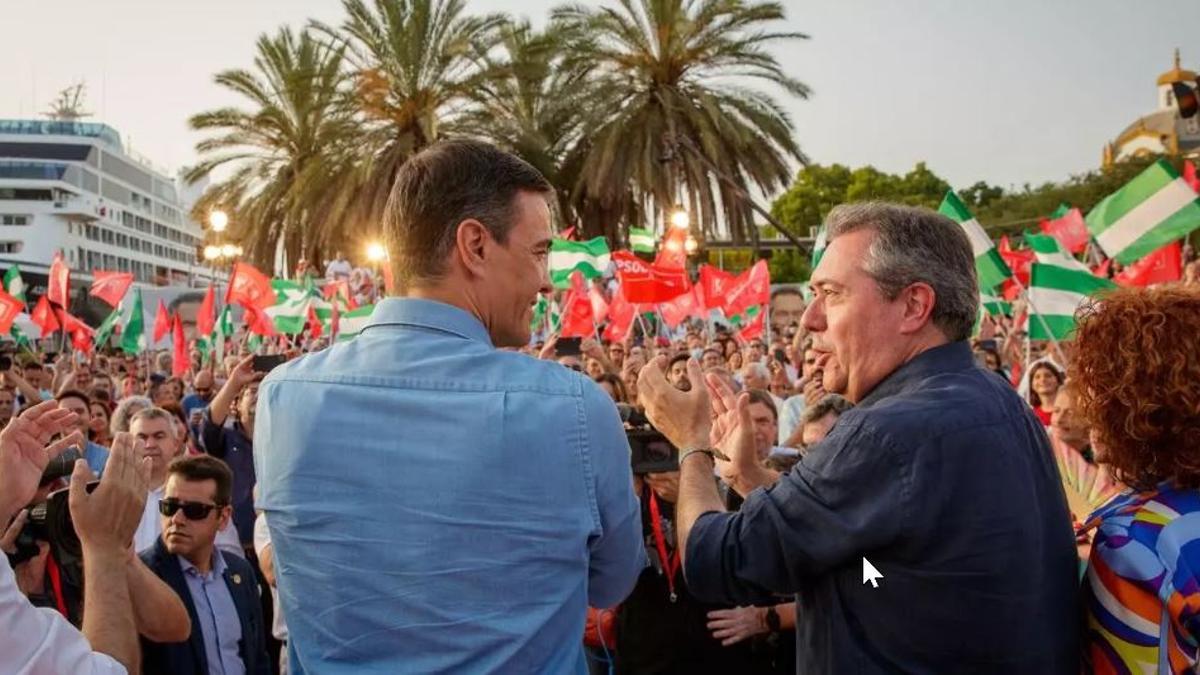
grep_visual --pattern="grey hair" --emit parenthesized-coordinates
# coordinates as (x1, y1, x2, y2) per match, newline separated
(741, 362, 770, 380)
(824, 202, 979, 342)
(801, 394, 853, 427)
(110, 396, 152, 436)
(130, 406, 186, 442)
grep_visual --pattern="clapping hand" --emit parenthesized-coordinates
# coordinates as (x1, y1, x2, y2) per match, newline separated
(705, 369, 758, 476)
(69, 432, 150, 554)
(0, 401, 85, 520)
(638, 356, 712, 451)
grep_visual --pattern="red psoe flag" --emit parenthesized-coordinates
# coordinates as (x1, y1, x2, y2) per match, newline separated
(612, 251, 690, 304)
(196, 286, 216, 338)
(48, 252, 70, 307)
(1113, 241, 1183, 287)
(698, 265, 735, 309)
(1039, 208, 1089, 254)
(89, 271, 134, 307)
(226, 262, 274, 309)
(172, 314, 188, 377)
(560, 273, 596, 338)
(306, 304, 324, 339)
(0, 290, 23, 334)
(722, 260, 770, 319)
(153, 300, 172, 343)
(30, 296, 60, 337)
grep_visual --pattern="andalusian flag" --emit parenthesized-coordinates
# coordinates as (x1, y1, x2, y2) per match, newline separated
(3, 267, 26, 305)
(811, 225, 827, 268)
(980, 290, 1011, 317)
(1087, 159, 1200, 264)
(938, 191, 1011, 290)
(94, 307, 122, 347)
(336, 304, 376, 341)
(629, 228, 656, 254)
(266, 279, 331, 335)
(120, 289, 145, 355)
(1027, 263, 1116, 341)
(549, 237, 610, 288)
(1024, 231, 1090, 273)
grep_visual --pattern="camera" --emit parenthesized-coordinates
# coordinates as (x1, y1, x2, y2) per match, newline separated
(6, 449, 91, 594)
(618, 404, 679, 474)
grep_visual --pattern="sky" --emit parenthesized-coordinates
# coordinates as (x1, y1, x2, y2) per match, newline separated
(2, 0, 1198, 195)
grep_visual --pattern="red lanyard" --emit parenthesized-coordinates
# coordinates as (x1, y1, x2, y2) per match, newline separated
(46, 555, 68, 618)
(648, 490, 680, 603)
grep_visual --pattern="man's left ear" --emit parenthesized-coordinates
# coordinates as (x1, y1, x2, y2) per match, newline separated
(898, 283, 937, 334)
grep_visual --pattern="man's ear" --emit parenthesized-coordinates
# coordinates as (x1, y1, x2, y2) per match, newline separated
(898, 282, 936, 334)
(455, 219, 490, 278)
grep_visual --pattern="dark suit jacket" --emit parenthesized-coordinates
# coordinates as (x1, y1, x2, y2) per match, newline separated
(139, 537, 270, 675)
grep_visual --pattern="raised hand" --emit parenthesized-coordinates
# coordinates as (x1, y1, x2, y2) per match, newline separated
(0, 400, 84, 519)
(638, 356, 712, 451)
(704, 371, 757, 474)
(69, 432, 151, 554)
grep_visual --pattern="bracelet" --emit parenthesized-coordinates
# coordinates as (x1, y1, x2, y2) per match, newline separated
(678, 447, 717, 465)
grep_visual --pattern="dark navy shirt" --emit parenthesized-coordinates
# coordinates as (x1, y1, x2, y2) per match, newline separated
(200, 411, 256, 546)
(685, 342, 1080, 673)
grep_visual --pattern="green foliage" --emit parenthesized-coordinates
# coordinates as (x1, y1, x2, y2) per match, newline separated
(766, 248, 811, 284)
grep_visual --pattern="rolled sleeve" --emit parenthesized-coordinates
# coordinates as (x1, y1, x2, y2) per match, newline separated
(684, 421, 909, 606)
(582, 384, 645, 608)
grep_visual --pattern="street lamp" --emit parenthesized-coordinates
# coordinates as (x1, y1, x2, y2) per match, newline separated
(203, 245, 220, 261)
(669, 207, 689, 230)
(209, 210, 228, 233)
(685, 235, 698, 255)
(366, 242, 387, 263)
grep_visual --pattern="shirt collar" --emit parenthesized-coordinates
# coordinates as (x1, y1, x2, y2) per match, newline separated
(363, 297, 493, 347)
(858, 341, 974, 408)
(179, 548, 227, 581)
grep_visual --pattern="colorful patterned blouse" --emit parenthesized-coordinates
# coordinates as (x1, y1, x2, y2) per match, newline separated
(1081, 483, 1200, 673)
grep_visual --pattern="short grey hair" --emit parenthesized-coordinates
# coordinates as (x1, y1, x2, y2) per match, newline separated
(801, 394, 853, 427)
(824, 202, 979, 342)
(741, 362, 770, 381)
(130, 405, 186, 442)
(110, 396, 152, 436)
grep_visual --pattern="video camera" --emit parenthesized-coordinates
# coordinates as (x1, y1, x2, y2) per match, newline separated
(6, 448, 94, 594)
(617, 403, 679, 475)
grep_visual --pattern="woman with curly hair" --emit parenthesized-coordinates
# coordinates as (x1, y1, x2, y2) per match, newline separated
(1074, 285, 1200, 673)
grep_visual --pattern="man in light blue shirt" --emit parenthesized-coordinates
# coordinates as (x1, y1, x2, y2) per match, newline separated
(256, 140, 644, 674)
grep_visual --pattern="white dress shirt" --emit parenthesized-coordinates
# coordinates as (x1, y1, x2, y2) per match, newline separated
(0, 554, 126, 674)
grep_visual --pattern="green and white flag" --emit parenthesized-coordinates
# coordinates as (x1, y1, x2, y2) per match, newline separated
(1087, 159, 1200, 264)
(336, 304, 376, 341)
(1024, 231, 1091, 273)
(266, 279, 331, 335)
(629, 228, 656, 254)
(938, 191, 1012, 290)
(120, 290, 145, 355)
(811, 225, 827, 268)
(549, 237, 610, 288)
(980, 290, 1011, 317)
(3, 267, 25, 304)
(95, 307, 122, 347)
(727, 304, 761, 328)
(1027, 263, 1116, 341)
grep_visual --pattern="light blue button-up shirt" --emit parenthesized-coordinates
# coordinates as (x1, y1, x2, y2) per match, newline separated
(255, 297, 643, 674)
(179, 550, 245, 675)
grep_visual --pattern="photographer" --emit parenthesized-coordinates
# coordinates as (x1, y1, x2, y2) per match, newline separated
(1, 400, 149, 673)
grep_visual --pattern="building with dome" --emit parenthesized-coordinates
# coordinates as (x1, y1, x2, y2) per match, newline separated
(1104, 49, 1200, 165)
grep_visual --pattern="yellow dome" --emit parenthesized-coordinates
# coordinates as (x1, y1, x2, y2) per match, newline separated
(1157, 49, 1197, 86)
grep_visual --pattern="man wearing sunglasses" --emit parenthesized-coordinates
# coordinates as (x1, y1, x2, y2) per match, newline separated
(139, 455, 270, 675)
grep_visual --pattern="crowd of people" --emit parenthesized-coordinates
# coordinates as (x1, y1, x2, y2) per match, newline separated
(1, 139, 1199, 674)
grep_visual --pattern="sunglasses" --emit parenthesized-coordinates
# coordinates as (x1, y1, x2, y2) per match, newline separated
(159, 498, 223, 520)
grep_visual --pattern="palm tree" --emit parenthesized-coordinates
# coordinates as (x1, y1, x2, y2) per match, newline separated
(553, 0, 810, 245)
(186, 27, 360, 271)
(457, 19, 599, 227)
(314, 0, 506, 218)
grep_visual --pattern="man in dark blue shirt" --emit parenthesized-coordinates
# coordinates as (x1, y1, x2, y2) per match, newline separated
(639, 202, 1079, 673)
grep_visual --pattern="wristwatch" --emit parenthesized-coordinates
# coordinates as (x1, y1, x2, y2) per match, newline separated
(765, 606, 781, 632)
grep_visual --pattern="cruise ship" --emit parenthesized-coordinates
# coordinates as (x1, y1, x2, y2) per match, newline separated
(0, 117, 213, 303)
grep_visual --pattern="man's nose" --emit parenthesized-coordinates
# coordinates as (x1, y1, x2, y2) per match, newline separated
(801, 296, 826, 332)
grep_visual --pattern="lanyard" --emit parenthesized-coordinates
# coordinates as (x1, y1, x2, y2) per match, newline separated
(46, 555, 68, 618)
(647, 490, 680, 603)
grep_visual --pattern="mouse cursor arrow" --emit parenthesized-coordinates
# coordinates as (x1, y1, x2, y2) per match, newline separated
(862, 558, 883, 588)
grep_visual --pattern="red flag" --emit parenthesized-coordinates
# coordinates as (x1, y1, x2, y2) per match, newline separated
(306, 305, 324, 338)
(1185, 160, 1199, 193)
(735, 308, 766, 343)
(196, 286, 216, 338)
(30, 295, 60, 337)
(560, 226, 577, 241)
(1114, 241, 1183, 287)
(722, 260, 770, 319)
(998, 236, 1033, 287)
(1091, 257, 1113, 279)
(72, 330, 93, 354)
(699, 265, 736, 310)
(153, 300, 172, 343)
(172, 314, 188, 377)
(560, 273, 595, 338)
(654, 227, 690, 270)
(48, 252, 70, 307)
(612, 251, 690, 304)
(1039, 208, 1089, 254)
(660, 284, 704, 329)
(225, 262, 274, 309)
(58, 311, 92, 338)
(602, 290, 636, 343)
(243, 302, 278, 337)
(588, 283, 610, 325)
(88, 271, 134, 307)
(0, 290, 23, 334)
